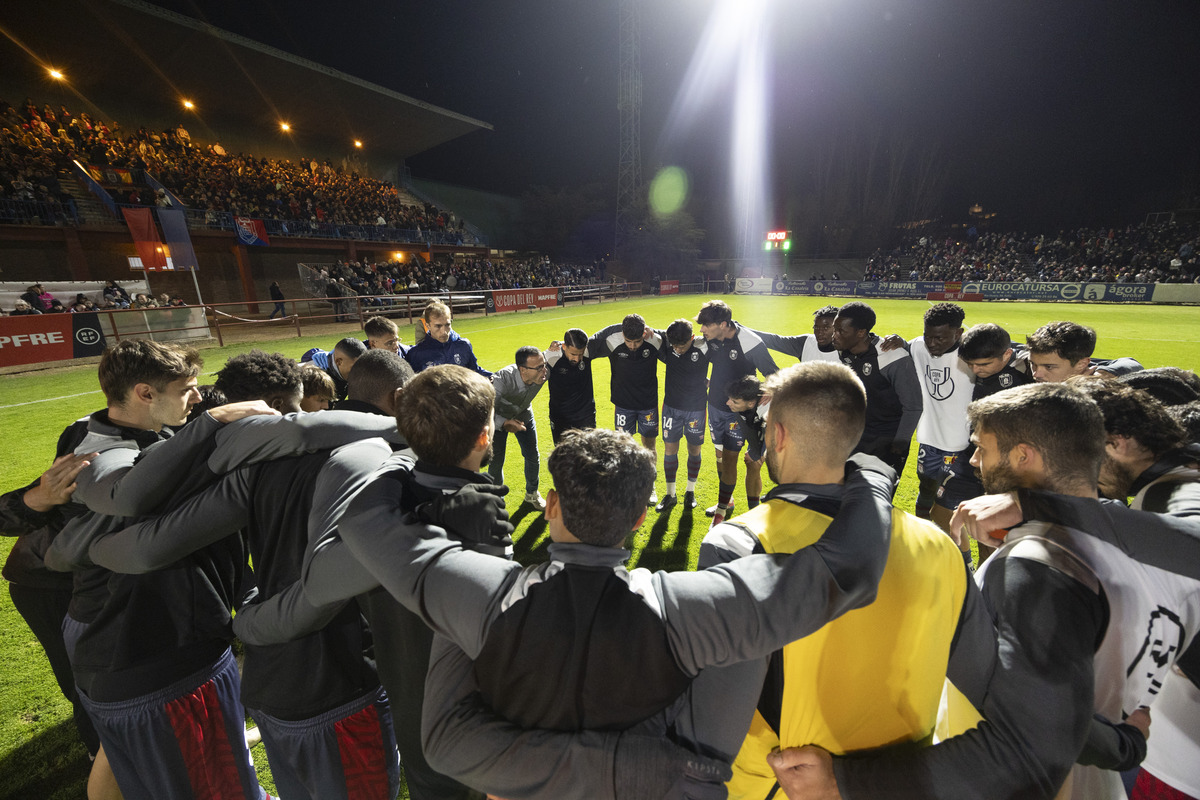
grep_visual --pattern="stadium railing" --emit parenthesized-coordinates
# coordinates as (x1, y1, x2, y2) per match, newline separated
(0, 197, 80, 227)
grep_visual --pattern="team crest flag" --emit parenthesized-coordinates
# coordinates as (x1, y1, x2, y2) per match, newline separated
(122, 207, 168, 270)
(234, 217, 270, 247)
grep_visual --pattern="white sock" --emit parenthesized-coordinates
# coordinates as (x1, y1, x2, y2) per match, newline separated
(666, 481, 676, 496)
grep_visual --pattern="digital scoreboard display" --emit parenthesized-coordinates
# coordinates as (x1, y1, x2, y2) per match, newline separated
(764, 230, 792, 251)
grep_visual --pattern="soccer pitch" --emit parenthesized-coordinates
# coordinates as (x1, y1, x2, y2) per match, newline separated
(1, 294, 1198, 797)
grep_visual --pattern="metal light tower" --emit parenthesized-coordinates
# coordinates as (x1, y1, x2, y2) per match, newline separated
(615, 0, 642, 259)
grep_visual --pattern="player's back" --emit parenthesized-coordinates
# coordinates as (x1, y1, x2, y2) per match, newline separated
(720, 493, 969, 799)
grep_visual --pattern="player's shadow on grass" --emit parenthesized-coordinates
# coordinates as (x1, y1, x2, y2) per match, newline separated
(511, 505, 550, 565)
(635, 507, 698, 572)
(0, 718, 90, 800)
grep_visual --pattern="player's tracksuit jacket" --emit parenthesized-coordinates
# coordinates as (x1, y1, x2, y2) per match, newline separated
(699, 484, 992, 800)
(330, 463, 897, 799)
(405, 330, 491, 377)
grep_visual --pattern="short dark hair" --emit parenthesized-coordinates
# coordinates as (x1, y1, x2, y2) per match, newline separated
(959, 323, 1013, 361)
(696, 300, 733, 327)
(563, 328, 588, 349)
(766, 362, 866, 463)
(726, 375, 762, 403)
(967, 383, 1105, 490)
(1119, 367, 1200, 406)
(187, 385, 227, 423)
(548, 428, 655, 547)
(836, 301, 876, 332)
(924, 302, 965, 329)
(215, 350, 303, 403)
(1026, 321, 1096, 363)
(363, 316, 398, 338)
(1074, 382, 1187, 458)
(98, 340, 203, 404)
(813, 305, 839, 320)
(665, 319, 693, 346)
(621, 314, 646, 341)
(347, 350, 414, 406)
(395, 365, 494, 468)
(333, 337, 368, 359)
(515, 345, 541, 367)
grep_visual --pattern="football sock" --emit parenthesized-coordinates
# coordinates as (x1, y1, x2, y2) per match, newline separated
(664, 453, 679, 485)
(665, 481, 677, 497)
(717, 481, 735, 510)
(687, 453, 702, 484)
(747, 495, 760, 509)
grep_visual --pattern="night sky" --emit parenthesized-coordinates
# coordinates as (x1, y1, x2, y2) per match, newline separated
(136, 0, 1200, 235)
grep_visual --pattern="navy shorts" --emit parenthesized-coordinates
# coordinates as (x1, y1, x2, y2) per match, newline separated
(78, 647, 264, 800)
(615, 406, 659, 437)
(708, 406, 745, 451)
(937, 459, 984, 510)
(917, 444, 963, 482)
(250, 686, 400, 800)
(662, 404, 706, 445)
(549, 413, 596, 444)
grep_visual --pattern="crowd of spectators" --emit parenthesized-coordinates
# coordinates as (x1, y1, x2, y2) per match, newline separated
(866, 220, 1200, 284)
(311, 256, 608, 305)
(1, 280, 185, 317)
(1, 96, 465, 234)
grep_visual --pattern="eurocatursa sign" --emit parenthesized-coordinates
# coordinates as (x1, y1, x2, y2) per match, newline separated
(0, 313, 107, 368)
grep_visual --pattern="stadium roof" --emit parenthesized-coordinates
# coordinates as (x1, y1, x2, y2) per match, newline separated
(1, 0, 492, 160)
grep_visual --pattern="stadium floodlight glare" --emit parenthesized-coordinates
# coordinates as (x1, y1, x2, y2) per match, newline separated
(48, 68, 64, 80)
(663, 0, 774, 264)
(182, 99, 195, 110)
(280, 122, 291, 132)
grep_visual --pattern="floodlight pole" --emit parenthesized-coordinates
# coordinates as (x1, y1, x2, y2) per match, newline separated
(615, 0, 642, 261)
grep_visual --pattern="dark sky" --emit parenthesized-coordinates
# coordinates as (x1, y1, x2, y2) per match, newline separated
(136, 0, 1200, 234)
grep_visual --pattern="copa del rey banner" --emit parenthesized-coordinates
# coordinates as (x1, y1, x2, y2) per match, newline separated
(0, 312, 107, 368)
(234, 217, 270, 247)
(486, 288, 564, 314)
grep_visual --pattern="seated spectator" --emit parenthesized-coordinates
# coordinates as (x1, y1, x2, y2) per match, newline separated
(102, 281, 131, 308)
(10, 298, 40, 315)
(132, 293, 158, 308)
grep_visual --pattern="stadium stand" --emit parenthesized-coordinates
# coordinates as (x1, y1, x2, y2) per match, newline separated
(866, 222, 1200, 284)
(0, 96, 477, 245)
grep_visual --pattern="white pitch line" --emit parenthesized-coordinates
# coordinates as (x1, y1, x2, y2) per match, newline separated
(0, 389, 103, 410)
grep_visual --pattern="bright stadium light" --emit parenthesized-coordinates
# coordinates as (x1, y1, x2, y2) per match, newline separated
(48, 68, 64, 80)
(182, 99, 195, 110)
(662, 0, 774, 264)
(354, 140, 363, 148)
(280, 122, 291, 132)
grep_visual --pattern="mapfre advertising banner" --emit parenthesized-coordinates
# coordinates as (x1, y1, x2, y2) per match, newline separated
(659, 280, 680, 295)
(0, 312, 107, 367)
(486, 287, 564, 314)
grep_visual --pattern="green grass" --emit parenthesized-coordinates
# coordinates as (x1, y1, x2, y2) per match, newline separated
(2, 294, 1198, 798)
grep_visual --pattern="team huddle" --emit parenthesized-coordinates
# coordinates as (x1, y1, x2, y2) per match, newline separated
(3, 295, 1200, 800)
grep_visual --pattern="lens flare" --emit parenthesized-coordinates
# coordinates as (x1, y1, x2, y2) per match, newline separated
(649, 166, 689, 217)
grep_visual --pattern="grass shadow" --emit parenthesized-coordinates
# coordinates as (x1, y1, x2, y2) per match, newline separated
(633, 509, 698, 572)
(0, 718, 90, 800)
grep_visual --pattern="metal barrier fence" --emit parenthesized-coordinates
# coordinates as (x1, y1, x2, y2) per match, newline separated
(89, 282, 645, 347)
(0, 197, 80, 227)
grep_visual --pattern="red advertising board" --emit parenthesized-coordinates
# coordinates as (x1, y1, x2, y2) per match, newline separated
(659, 280, 680, 295)
(0, 312, 107, 368)
(487, 288, 564, 314)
